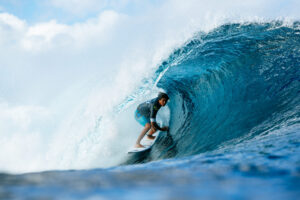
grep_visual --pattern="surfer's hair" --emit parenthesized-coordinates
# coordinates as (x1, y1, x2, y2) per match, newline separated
(158, 92, 169, 100)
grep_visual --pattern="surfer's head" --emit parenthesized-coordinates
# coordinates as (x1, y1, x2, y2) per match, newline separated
(158, 92, 169, 106)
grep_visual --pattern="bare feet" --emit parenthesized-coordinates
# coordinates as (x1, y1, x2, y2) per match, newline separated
(135, 144, 145, 148)
(147, 135, 156, 140)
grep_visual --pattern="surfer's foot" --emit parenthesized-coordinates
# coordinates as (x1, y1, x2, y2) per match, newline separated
(147, 134, 156, 140)
(135, 144, 145, 148)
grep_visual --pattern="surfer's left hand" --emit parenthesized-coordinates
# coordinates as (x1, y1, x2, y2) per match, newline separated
(162, 126, 169, 131)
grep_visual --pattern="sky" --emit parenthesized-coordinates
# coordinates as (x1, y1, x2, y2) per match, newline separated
(0, 0, 300, 173)
(0, 0, 161, 24)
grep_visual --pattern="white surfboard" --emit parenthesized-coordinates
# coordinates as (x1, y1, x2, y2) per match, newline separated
(128, 132, 160, 153)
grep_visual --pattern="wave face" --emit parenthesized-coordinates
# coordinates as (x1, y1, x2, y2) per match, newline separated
(141, 22, 300, 161)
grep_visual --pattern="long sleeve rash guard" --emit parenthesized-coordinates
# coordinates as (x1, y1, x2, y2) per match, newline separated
(136, 98, 161, 122)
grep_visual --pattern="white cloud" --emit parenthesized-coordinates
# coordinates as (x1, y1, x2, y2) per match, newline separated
(0, 12, 26, 30)
(27, 20, 68, 41)
(0, 13, 26, 46)
(0, 9, 122, 50)
(20, 10, 121, 51)
(22, 20, 68, 50)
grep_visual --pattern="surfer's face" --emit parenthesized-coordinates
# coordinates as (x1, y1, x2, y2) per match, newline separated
(159, 98, 168, 106)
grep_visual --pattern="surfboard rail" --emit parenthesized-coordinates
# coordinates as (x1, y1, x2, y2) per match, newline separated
(127, 132, 160, 154)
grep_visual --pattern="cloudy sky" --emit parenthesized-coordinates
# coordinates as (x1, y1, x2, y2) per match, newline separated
(0, 0, 161, 24)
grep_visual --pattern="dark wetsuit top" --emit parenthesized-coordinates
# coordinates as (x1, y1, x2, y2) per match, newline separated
(137, 98, 161, 122)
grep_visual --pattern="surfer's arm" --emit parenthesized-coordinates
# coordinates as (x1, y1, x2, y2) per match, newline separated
(151, 121, 163, 131)
(150, 106, 161, 130)
(151, 122, 169, 131)
(150, 100, 169, 131)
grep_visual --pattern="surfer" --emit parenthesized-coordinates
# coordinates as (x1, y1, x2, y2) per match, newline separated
(134, 92, 169, 148)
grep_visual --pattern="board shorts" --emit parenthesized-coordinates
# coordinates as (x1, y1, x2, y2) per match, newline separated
(135, 110, 150, 126)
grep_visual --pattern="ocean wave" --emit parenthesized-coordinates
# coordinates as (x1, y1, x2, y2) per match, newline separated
(127, 22, 300, 163)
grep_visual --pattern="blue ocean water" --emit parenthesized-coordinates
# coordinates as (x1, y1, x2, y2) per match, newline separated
(1, 22, 300, 199)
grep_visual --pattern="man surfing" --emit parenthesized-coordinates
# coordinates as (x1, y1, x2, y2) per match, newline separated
(134, 92, 169, 148)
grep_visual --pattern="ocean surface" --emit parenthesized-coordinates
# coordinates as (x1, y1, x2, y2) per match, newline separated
(1, 22, 300, 199)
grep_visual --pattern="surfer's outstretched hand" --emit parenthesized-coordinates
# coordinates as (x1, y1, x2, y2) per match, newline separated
(162, 126, 169, 131)
(147, 134, 156, 140)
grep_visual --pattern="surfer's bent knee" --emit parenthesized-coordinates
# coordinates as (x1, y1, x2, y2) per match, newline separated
(145, 123, 151, 129)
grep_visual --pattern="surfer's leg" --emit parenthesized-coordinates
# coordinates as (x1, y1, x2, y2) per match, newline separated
(135, 123, 151, 148)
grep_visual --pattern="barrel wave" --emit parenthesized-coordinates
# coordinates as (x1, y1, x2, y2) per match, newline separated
(130, 22, 300, 163)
